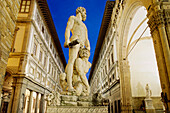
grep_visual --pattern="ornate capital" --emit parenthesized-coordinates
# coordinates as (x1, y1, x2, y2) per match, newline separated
(148, 10, 165, 32)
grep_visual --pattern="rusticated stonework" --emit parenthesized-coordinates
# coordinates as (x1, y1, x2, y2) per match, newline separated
(0, 0, 21, 106)
(47, 106, 108, 113)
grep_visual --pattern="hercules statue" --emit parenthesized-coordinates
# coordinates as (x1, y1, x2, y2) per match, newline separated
(60, 7, 91, 96)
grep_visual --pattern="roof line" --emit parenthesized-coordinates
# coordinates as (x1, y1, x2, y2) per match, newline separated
(88, 1, 115, 84)
(37, 0, 67, 67)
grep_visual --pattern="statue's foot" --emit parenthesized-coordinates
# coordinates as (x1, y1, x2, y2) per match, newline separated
(68, 87, 75, 92)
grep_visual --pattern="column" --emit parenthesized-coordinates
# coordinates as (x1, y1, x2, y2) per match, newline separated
(119, 60, 132, 113)
(9, 77, 27, 113)
(147, 1, 170, 109)
(39, 94, 45, 113)
(7, 86, 15, 113)
(27, 90, 33, 113)
(35, 92, 39, 113)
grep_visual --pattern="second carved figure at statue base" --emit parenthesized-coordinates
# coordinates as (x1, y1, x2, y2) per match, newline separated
(60, 48, 91, 96)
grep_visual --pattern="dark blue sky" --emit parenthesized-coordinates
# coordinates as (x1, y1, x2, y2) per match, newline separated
(47, 0, 109, 78)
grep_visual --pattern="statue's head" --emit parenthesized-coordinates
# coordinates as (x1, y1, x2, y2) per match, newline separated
(76, 7, 86, 21)
(79, 48, 90, 58)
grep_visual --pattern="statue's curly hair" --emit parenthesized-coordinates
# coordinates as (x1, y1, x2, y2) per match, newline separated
(76, 7, 86, 15)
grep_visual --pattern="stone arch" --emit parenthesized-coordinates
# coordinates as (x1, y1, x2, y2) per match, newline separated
(118, 0, 170, 111)
(116, 0, 166, 112)
(119, 1, 143, 60)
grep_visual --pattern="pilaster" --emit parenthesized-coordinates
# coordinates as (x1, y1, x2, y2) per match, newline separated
(39, 94, 45, 113)
(9, 76, 27, 113)
(35, 92, 40, 113)
(28, 90, 33, 113)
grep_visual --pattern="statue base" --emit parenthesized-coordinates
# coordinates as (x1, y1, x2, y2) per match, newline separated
(46, 106, 108, 113)
(46, 93, 108, 113)
(144, 98, 156, 113)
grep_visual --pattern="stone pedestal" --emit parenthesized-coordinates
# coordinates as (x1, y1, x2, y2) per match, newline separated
(60, 95, 93, 106)
(144, 98, 156, 113)
(46, 94, 108, 113)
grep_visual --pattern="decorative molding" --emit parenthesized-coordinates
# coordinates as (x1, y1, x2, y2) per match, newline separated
(47, 106, 108, 113)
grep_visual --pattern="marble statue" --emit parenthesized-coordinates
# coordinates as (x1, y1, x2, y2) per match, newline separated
(145, 84, 156, 112)
(145, 84, 152, 98)
(60, 7, 91, 96)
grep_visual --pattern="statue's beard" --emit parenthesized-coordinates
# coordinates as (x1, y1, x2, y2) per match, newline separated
(82, 15, 86, 21)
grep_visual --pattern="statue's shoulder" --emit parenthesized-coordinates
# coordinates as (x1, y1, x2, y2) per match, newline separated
(69, 15, 76, 20)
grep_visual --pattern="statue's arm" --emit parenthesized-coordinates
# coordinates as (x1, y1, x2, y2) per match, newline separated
(85, 30, 90, 51)
(64, 16, 74, 48)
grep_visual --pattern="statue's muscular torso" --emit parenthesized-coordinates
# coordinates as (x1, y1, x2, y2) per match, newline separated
(69, 16, 87, 46)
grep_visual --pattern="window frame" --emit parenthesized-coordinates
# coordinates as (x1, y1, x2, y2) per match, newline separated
(20, 0, 31, 13)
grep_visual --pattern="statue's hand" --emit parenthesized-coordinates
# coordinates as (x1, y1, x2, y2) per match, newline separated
(64, 41, 70, 48)
(86, 47, 90, 51)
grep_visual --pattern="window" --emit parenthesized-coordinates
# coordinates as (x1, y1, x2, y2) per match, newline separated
(51, 67, 53, 76)
(53, 48, 55, 54)
(29, 67, 34, 74)
(105, 65, 107, 74)
(44, 56, 47, 67)
(49, 64, 51, 73)
(112, 73, 115, 80)
(20, 0, 31, 13)
(42, 76, 45, 83)
(45, 33, 49, 43)
(39, 51, 42, 62)
(33, 43, 37, 56)
(106, 82, 108, 86)
(111, 53, 114, 64)
(50, 42, 52, 49)
(42, 26, 44, 33)
(54, 70, 56, 77)
(47, 81, 50, 86)
(108, 58, 110, 70)
(37, 72, 41, 79)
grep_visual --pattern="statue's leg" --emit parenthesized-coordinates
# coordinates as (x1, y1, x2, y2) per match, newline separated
(79, 72, 90, 95)
(75, 83, 83, 96)
(65, 44, 80, 91)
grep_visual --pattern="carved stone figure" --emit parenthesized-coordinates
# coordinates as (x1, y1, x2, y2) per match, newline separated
(64, 7, 90, 92)
(47, 91, 61, 106)
(145, 84, 152, 98)
(73, 48, 91, 96)
(60, 48, 91, 96)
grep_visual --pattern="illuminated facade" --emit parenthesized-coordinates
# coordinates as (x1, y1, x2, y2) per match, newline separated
(89, 0, 170, 113)
(0, 0, 66, 113)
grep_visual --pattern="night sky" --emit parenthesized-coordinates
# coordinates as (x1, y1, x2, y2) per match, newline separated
(47, 0, 110, 78)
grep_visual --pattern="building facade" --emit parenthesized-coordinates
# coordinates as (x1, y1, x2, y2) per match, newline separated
(0, 0, 21, 110)
(89, 0, 170, 113)
(0, 0, 66, 113)
(89, 1, 121, 113)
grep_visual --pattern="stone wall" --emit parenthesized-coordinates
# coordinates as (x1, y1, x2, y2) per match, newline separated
(0, 0, 21, 106)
